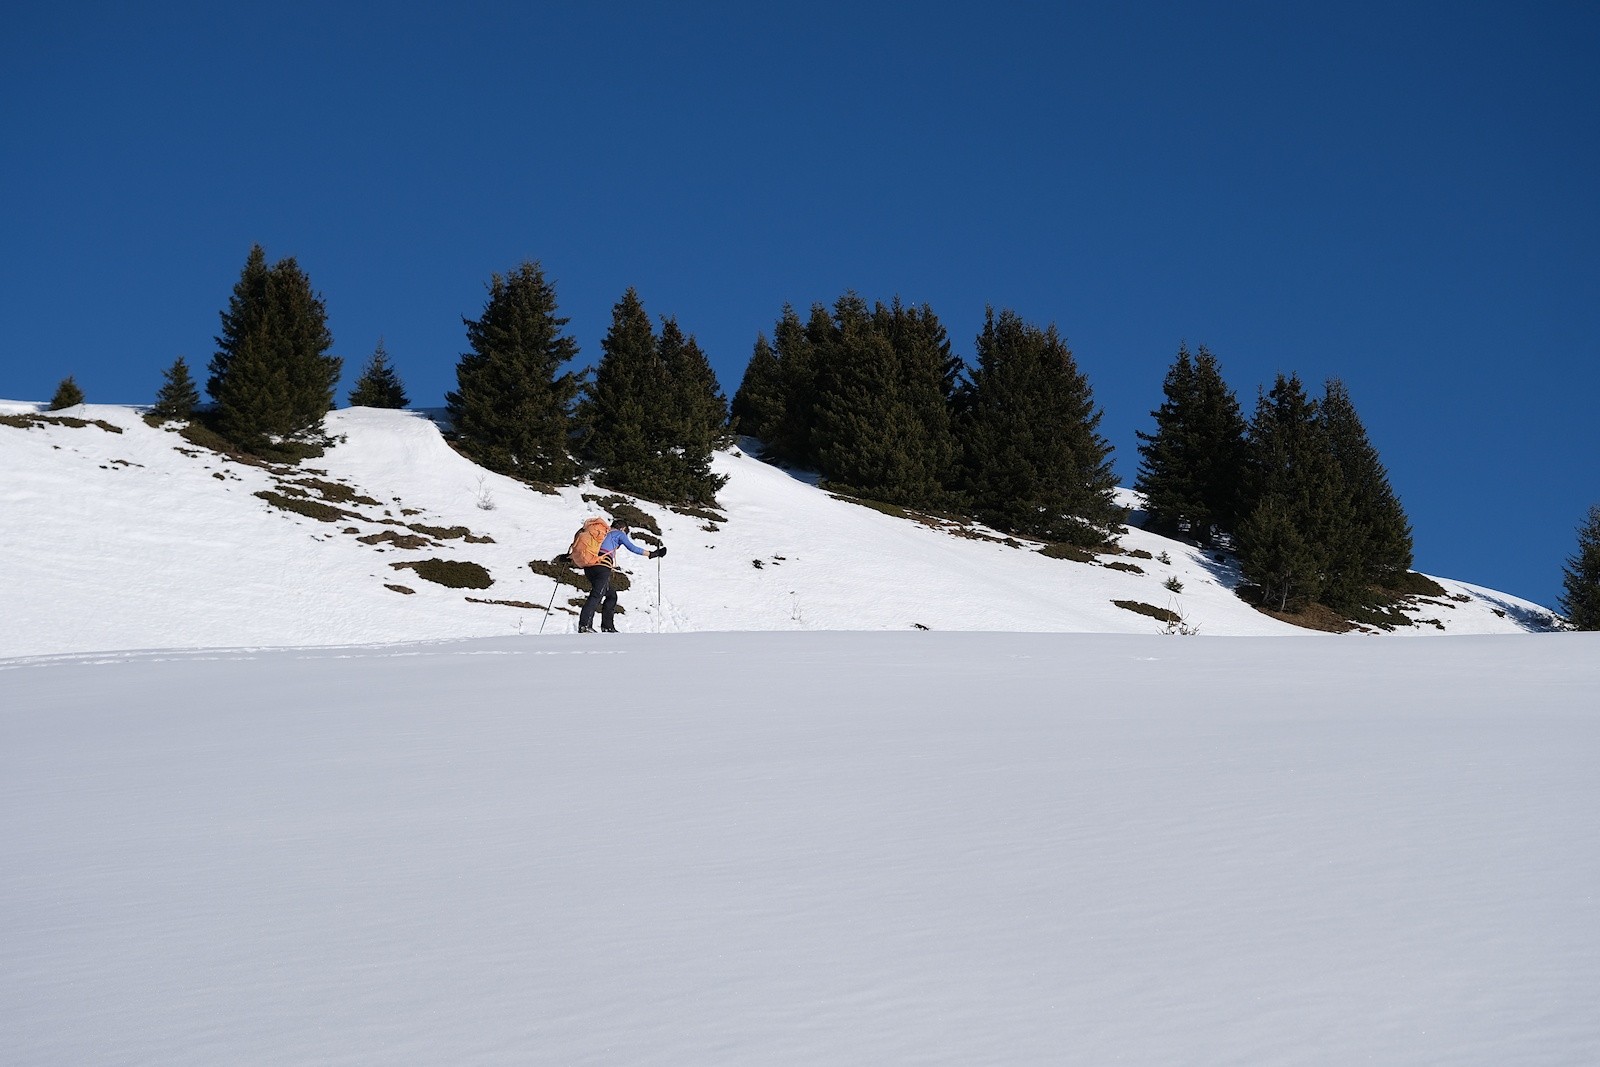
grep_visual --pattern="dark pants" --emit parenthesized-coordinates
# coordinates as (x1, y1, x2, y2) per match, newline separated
(579, 565, 616, 630)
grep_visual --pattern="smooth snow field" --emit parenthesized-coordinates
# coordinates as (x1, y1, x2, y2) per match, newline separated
(5, 631, 1598, 1065)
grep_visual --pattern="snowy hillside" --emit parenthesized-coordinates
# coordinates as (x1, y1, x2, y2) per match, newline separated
(5, 401, 1596, 1064)
(0, 400, 1556, 658)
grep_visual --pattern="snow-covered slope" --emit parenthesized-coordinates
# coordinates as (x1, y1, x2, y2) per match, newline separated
(5, 630, 1598, 1064)
(0, 401, 1556, 658)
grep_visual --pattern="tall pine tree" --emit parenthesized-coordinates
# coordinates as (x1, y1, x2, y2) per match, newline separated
(348, 338, 409, 408)
(1318, 379, 1413, 595)
(582, 290, 729, 506)
(208, 244, 339, 450)
(731, 333, 784, 442)
(1236, 374, 1347, 611)
(1134, 344, 1248, 538)
(1559, 504, 1600, 631)
(446, 261, 580, 485)
(955, 308, 1118, 545)
(49, 375, 84, 410)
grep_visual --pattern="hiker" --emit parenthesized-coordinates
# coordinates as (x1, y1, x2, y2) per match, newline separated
(571, 519, 666, 633)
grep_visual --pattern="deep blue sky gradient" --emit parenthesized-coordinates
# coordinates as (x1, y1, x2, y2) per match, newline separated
(4, 2, 1596, 610)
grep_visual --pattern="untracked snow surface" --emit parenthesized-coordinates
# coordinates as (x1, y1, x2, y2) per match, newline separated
(5, 631, 1599, 1065)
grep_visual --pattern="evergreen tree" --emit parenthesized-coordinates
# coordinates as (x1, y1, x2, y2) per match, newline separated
(208, 244, 339, 449)
(48, 375, 84, 410)
(656, 317, 730, 504)
(348, 338, 409, 408)
(954, 308, 1119, 545)
(584, 287, 668, 494)
(446, 261, 580, 484)
(151, 357, 200, 420)
(1235, 374, 1347, 610)
(1318, 379, 1412, 593)
(582, 290, 729, 505)
(1559, 504, 1600, 631)
(1134, 344, 1248, 537)
(730, 333, 784, 442)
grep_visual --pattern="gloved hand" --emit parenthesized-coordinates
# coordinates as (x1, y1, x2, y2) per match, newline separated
(651, 546, 668, 560)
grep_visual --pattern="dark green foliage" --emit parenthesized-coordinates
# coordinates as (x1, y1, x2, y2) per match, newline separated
(446, 261, 581, 485)
(1236, 374, 1343, 611)
(744, 294, 958, 509)
(1233, 375, 1416, 615)
(731, 334, 784, 440)
(49, 375, 84, 410)
(954, 308, 1119, 546)
(152, 357, 200, 420)
(1560, 504, 1600, 630)
(814, 297, 957, 507)
(348, 338, 409, 408)
(580, 289, 729, 506)
(1319, 379, 1413, 589)
(208, 245, 341, 451)
(393, 558, 494, 590)
(1134, 344, 1248, 536)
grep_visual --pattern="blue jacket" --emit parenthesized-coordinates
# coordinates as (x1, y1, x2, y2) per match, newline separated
(599, 528, 648, 563)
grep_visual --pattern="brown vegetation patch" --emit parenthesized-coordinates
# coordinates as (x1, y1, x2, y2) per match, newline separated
(1040, 543, 1096, 563)
(390, 558, 493, 589)
(385, 584, 415, 595)
(465, 597, 542, 609)
(292, 478, 381, 507)
(360, 530, 437, 549)
(409, 523, 495, 544)
(1102, 561, 1145, 574)
(254, 490, 355, 523)
(0, 412, 124, 434)
(1112, 600, 1183, 624)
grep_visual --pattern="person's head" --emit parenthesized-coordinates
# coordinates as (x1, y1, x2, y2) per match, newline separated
(613, 521, 630, 533)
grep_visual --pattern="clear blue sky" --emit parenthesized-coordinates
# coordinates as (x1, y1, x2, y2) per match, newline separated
(4, 2, 1596, 611)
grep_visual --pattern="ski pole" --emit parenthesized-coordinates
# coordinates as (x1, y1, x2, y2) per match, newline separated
(537, 576, 561, 634)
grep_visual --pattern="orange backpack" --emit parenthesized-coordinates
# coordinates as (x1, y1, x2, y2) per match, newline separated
(568, 517, 611, 568)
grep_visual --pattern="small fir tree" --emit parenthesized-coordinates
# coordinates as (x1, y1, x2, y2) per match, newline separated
(151, 357, 200, 420)
(1559, 504, 1600, 631)
(446, 261, 580, 485)
(49, 375, 84, 410)
(348, 338, 409, 408)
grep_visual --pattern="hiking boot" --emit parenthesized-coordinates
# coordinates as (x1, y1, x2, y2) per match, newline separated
(577, 625, 596, 634)
(601, 626, 617, 633)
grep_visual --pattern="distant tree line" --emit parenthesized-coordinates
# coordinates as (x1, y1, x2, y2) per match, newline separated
(74, 243, 1592, 625)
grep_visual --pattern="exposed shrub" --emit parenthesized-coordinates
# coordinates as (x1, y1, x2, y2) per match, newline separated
(1164, 576, 1185, 594)
(391, 559, 493, 589)
(1384, 571, 1448, 599)
(409, 523, 494, 544)
(1104, 561, 1145, 574)
(1112, 600, 1182, 624)
(254, 490, 352, 523)
(1040, 543, 1096, 563)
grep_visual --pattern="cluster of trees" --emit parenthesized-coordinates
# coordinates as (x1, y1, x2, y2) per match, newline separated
(444, 265, 731, 505)
(43, 240, 1598, 628)
(1135, 345, 1414, 614)
(733, 296, 1119, 545)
